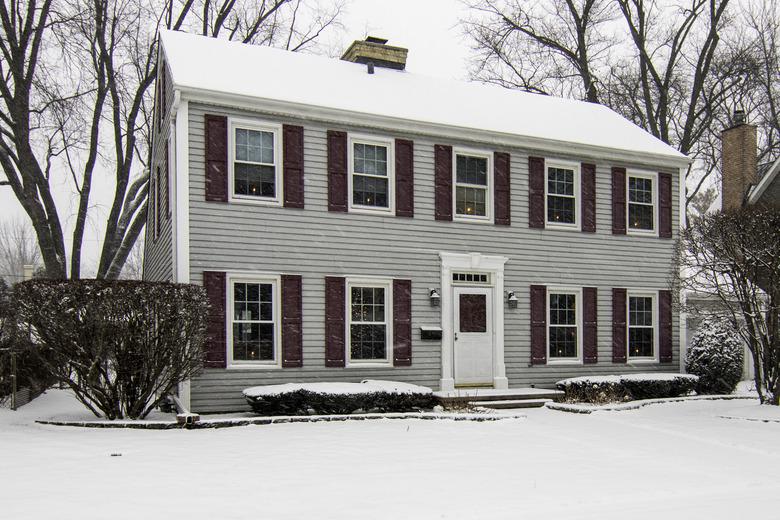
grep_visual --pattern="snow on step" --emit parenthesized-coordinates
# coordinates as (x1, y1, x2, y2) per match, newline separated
(476, 399, 553, 409)
(434, 388, 563, 402)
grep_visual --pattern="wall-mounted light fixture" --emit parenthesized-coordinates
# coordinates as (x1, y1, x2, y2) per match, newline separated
(506, 290, 518, 309)
(429, 288, 441, 307)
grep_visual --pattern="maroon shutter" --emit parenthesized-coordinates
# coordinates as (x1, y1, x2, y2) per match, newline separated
(327, 131, 348, 212)
(659, 173, 672, 238)
(528, 156, 545, 228)
(434, 144, 453, 221)
(494, 152, 511, 225)
(583, 287, 598, 364)
(325, 276, 346, 367)
(612, 167, 626, 235)
(530, 285, 547, 365)
(393, 279, 412, 366)
(581, 163, 596, 232)
(165, 140, 170, 218)
(205, 114, 228, 202)
(659, 289, 673, 363)
(612, 288, 627, 363)
(281, 275, 303, 368)
(283, 125, 305, 208)
(395, 139, 414, 217)
(203, 271, 227, 368)
(155, 166, 162, 238)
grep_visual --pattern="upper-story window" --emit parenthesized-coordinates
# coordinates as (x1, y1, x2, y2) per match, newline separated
(349, 135, 394, 214)
(628, 292, 656, 360)
(454, 150, 492, 222)
(230, 119, 282, 205)
(545, 161, 580, 229)
(627, 171, 657, 234)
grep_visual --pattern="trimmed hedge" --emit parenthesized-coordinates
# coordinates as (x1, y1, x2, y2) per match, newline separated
(245, 390, 440, 416)
(556, 374, 698, 404)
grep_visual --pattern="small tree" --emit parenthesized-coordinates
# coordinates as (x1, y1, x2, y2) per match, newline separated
(675, 207, 780, 404)
(686, 317, 744, 394)
(13, 280, 208, 419)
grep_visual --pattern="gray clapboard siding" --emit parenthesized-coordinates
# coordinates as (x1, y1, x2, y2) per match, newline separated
(142, 62, 175, 283)
(185, 102, 680, 413)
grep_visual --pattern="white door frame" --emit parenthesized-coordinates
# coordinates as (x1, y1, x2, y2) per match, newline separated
(439, 252, 509, 391)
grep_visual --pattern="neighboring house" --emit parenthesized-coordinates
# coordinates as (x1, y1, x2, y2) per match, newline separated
(143, 31, 691, 413)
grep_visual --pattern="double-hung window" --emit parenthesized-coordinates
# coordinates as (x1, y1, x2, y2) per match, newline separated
(347, 279, 392, 365)
(230, 120, 281, 204)
(627, 171, 657, 233)
(546, 161, 579, 228)
(454, 151, 492, 221)
(229, 277, 280, 366)
(548, 289, 581, 361)
(628, 293, 656, 360)
(349, 136, 394, 213)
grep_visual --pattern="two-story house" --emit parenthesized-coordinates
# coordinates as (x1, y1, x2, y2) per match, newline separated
(143, 31, 691, 413)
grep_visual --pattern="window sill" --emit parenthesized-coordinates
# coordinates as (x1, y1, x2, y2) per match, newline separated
(453, 216, 493, 224)
(547, 359, 583, 365)
(228, 195, 283, 207)
(627, 358, 659, 365)
(226, 364, 282, 370)
(348, 206, 395, 216)
(345, 362, 393, 369)
(545, 222, 581, 232)
(626, 229, 659, 238)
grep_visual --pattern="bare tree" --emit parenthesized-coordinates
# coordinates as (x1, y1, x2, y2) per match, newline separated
(0, 0, 343, 280)
(0, 218, 41, 284)
(463, 0, 775, 212)
(675, 207, 780, 405)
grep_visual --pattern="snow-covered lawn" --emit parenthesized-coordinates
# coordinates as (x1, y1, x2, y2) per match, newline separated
(2, 390, 779, 519)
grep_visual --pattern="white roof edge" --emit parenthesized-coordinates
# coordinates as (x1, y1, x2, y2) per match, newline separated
(748, 156, 780, 204)
(177, 86, 693, 170)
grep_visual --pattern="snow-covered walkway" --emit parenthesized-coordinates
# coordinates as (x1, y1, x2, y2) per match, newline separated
(1, 390, 778, 519)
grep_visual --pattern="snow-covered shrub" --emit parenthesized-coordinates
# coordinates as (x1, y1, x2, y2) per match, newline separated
(13, 280, 209, 419)
(685, 318, 744, 395)
(244, 382, 439, 416)
(556, 374, 698, 404)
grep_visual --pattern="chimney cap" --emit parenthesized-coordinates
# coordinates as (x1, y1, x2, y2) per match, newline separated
(365, 36, 388, 45)
(734, 109, 746, 125)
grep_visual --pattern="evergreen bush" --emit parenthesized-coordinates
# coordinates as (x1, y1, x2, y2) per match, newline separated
(685, 317, 744, 395)
(245, 389, 440, 416)
(556, 374, 698, 404)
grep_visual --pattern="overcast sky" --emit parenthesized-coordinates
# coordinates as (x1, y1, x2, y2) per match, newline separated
(0, 0, 474, 276)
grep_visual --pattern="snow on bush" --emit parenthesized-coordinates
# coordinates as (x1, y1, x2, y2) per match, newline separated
(243, 380, 438, 416)
(556, 373, 698, 404)
(685, 317, 744, 395)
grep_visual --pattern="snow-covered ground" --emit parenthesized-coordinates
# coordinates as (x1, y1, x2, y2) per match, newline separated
(2, 390, 779, 519)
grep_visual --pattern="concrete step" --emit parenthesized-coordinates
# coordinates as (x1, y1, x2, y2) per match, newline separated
(475, 398, 552, 409)
(436, 388, 563, 403)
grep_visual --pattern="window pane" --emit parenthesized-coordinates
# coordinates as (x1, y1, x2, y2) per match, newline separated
(548, 195, 575, 224)
(549, 293, 576, 325)
(629, 177, 653, 203)
(233, 323, 275, 361)
(548, 167, 574, 196)
(235, 163, 275, 197)
(459, 294, 487, 332)
(629, 297, 653, 326)
(353, 175, 388, 207)
(456, 155, 487, 185)
(628, 203, 654, 230)
(629, 327, 653, 357)
(235, 128, 274, 164)
(350, 324, 387, 360)
(549, 326, 577, 358)
(456, 186, 487, 216)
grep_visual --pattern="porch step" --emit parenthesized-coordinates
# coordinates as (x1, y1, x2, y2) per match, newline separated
(435, 388, 564, 404)
(476, 398, 552, 409)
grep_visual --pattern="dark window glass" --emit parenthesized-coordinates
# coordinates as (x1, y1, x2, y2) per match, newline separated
(628, 296, 654, 357)
(234, 128, 276, 199)
(352, 143, 389, 208)
(456, 186, 487, 216)
(350, 324, 387, 360)
(234, 163, 275, 197)
(233, 282, 274, 361)
(456, 155, 488, 185)
(459, 294, 487, 332)
(547, 167, 576, 224)
(350, 286, 387, 361)
(628, 176, 654, 230)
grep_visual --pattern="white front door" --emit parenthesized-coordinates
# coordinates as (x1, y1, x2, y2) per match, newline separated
(453, 287, 494, 386)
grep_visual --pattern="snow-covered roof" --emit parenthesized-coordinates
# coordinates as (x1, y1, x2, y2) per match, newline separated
(160, 30, 688, 164)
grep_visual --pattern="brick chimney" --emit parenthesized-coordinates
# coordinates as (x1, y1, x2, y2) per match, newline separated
(341, 36, 408, 71)
(721, 109, 758, 210)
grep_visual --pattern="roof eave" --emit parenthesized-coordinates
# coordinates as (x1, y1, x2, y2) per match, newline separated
(748, 156, 780, 204)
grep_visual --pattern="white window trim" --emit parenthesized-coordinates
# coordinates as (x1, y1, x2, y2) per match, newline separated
(626, 170, 658, 237)
(228, 117, 283, 206)
(226, 273, 282, 369)
(546, 286, 583, 364)
(626, 290, 659, 363)
(345, 277, 394, 367)
(544, 159, 581, 231)
(347, 134, 395, 215)
(452, 147, 493, 223)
